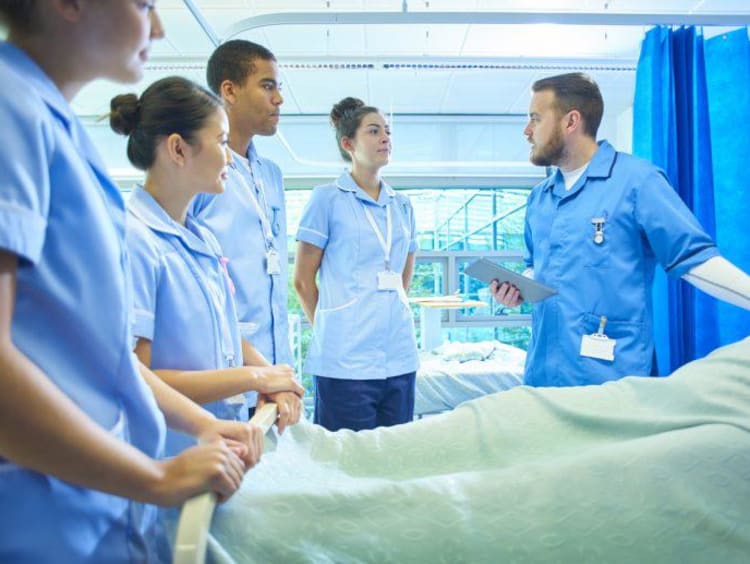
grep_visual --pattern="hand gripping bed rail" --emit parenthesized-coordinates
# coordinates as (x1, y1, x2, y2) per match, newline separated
(173, 403, 279, 564)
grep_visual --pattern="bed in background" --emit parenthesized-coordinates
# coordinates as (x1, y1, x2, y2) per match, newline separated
(179, 337, 750, 564)
(415, 340, 526, 415)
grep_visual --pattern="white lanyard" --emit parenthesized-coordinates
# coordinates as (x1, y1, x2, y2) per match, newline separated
(362, 202, 392, 270)
(170, 227, 236, 367)
(231, 159, 275, 249)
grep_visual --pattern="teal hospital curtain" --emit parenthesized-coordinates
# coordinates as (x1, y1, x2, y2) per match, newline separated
(633, 26, 750, 374)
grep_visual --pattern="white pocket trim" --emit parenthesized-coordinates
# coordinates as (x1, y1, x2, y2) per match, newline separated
(318, 297, 358, 314)
(109, 409, 127, 439)
(238, 321, 260, 337)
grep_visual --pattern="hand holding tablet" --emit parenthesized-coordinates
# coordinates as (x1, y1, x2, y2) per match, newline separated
(465, 258, 557, 303)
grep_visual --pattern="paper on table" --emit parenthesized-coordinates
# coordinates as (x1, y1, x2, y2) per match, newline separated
(464, 258, 557, 303)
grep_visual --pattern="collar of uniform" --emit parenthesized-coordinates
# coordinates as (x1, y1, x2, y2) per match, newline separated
(1, 42, 74, 132)
(247, 141, 263, 168)
(128, 186, 215, 257)
(586, 140, 617, 179)
(540, 173, 557, 193)
(229, 147, 250, 176)
(543, 140, 616, 197)
(334, 172, 395, 206)
(227, 141, 261, 174)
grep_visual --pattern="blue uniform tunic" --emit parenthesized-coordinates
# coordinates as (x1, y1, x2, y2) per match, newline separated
(127, 187, 245, 453)
(296, 173, 419, 380)
(191, 145, 291, 386)
(524, 140, 719, 386)
(0, 42, 166, 562)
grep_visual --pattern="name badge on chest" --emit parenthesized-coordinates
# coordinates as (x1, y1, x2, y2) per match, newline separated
(377, 270, 401, 291)
(580, 315, 616, 362)
(265, 249, 281, 276)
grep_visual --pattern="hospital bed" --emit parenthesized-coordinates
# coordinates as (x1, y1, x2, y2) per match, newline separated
(174, 338, 750, 563)
(415, 340, 525, 415)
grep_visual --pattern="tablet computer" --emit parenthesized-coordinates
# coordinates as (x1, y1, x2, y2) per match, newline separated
(464, 258, 557, 303)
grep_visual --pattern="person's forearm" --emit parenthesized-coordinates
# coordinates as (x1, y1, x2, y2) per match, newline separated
(0, 343, 168, 502)
(144, 359, 300, 408)
(241, 339, 271, 367)
(295, 281, 318, 324)
(138, 362, 215, 436)
(149, 365, 275, 406)
(682, 256, 750, 310)
(402, 252, 416, 292)
(294, 243, 324, 324)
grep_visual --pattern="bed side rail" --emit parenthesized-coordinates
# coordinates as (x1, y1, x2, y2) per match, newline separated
(173, 403, 278, 564)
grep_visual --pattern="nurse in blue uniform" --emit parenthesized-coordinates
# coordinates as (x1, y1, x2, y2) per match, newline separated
(110, 76, 303, 448)
(0, 5, 264, 563)
(190, 40, 302, 422)
(294, 97, 419, 432)
(191, 42, 291, 364)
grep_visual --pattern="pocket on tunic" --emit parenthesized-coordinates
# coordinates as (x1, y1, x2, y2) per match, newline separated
(108, 408, 127, 438)
(579, 312, 649, 377)
(584, 240, 610, 268)
(318, 297, 358, 314)
(239, 321, 260, 340)
(315, 297, 360, 354)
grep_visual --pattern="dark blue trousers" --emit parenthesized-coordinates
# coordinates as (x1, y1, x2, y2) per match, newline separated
(314, 372, 416, 432)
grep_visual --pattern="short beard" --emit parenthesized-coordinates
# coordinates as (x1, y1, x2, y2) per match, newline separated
(529, 126, 566, 167)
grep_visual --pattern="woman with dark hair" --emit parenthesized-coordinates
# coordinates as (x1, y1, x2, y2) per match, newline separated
(110, 76, 303, 454)
(0, 4, 263, 562)
(294, 97, 419, 432)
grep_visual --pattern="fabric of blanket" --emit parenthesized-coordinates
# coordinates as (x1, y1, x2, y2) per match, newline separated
(415, 340, 525, 415)
(431, 340, 500, 362)
(208, 338, 750, 563)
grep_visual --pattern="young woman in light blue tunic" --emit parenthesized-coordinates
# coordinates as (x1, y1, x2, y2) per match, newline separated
(0, 3, 266, 563)
(294, 97, 419, 431)
(110, 77, 303, 453)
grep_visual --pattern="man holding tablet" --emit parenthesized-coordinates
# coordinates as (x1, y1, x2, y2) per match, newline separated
(491, 72, 750, 387)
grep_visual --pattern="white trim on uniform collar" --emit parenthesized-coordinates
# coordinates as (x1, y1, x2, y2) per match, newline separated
(128, 187, 215, 257)
(334, 174, 395, 198)
(333, 180, 356, 193)
(128, 186, 182, 236)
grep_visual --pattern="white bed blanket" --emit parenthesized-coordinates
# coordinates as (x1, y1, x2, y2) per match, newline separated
(416, 340, 525, 414)
(208, 338, 750, 563)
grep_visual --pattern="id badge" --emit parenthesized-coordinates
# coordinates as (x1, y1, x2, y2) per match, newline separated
(377, 271, 402, 291)
(580, 333, 616, 361)
(265, 249, 281, 275)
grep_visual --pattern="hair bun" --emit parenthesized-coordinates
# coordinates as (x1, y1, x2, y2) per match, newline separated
(330, 96, 365, 127)
(109, 93, 141, 136)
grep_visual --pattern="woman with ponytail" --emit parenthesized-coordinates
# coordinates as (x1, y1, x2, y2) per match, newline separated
(294, 97, 419, 432)
(110, 76, 303, 455)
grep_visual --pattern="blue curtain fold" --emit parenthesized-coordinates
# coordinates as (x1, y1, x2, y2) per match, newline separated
(704, 29, 750, 347)
(633, 26, 750, 373)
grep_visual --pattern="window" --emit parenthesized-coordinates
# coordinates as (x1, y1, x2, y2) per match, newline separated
(286, 185, 534, 399)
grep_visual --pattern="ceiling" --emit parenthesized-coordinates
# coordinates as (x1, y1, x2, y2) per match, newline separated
(63, 1, 750, 183)
(73, 1, 750, 119)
